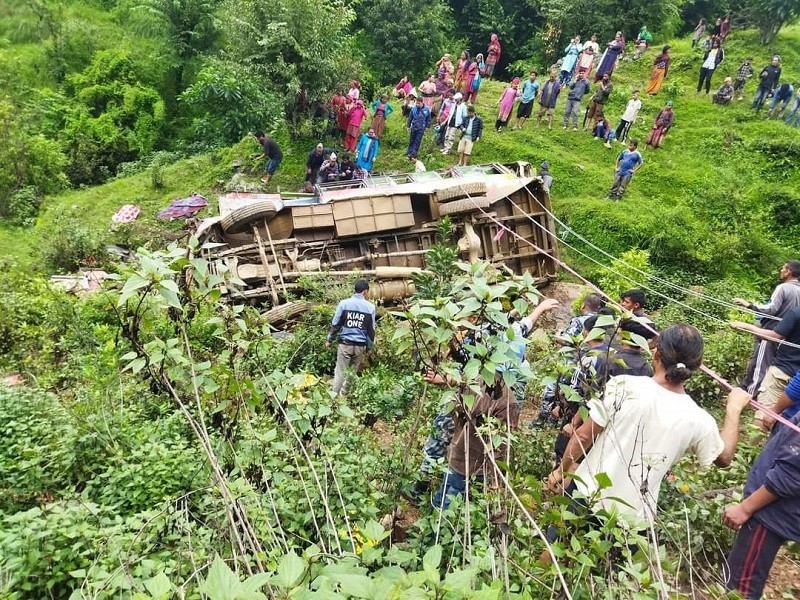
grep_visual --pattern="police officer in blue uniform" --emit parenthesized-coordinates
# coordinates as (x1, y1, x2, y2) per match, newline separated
(327, 279, 376, 396)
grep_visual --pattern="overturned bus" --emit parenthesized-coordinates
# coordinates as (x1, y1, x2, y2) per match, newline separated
(196, 162, 559, 305)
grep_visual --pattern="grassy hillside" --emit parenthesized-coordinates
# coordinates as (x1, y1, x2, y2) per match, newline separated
(2, 25, 799, 291)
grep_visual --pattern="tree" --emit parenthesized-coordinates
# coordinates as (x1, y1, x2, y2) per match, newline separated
(734, 0, 800, 43)
(359, 0, 455, 83)
(0, 98, 68, 220)
(180, 59, 282, 145)
(540, 0, 687, 61)
(221, 0, 360, 136)
(446, 0, 544, 76)
(122, 0, 220, 94)
(62, 50, 166, 184)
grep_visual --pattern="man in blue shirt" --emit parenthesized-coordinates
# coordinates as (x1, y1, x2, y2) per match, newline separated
(406, 97, 431, 159)
(513, 70, 540, 130)
(606, 138, 643, 201)
(327, 279, 377, 396)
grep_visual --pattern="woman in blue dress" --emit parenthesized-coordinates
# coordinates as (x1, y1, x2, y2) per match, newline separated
(559, 37, 582, 85)
(595, 31, 625, 82)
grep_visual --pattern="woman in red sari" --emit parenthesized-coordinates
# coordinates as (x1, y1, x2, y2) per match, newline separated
(645, 100, 675, 149)
(344, 100, 367, 152)
(454, 50, 469, 92)
(486, 33, 502, 78)
(331, 89, 348, 139)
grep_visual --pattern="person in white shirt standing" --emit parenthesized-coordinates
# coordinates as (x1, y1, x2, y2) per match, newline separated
(614, 90, 642, 143)
(698, 38, 725, 94)
(545, 324, 751, 546)
(441, 93, 467, 155)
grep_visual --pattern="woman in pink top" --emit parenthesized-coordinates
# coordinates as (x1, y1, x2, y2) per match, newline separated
(419, 73, 437, 109)
(394, 76, 413, 98)
(495, 77, 520, 132)
(344, 100, 367, 152)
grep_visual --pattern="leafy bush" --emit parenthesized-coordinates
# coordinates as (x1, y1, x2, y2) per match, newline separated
(0, 267, 80, 373)
(62, 49, 166, 184)
(5, 186, 40, 225)
(348, 365, 421, 423)
(0, 501, 214, 599)
(0, 388, 77, 511)
(0, 98, 69, 218)
(180, 59, 283, 146)
(36, 209, 106, 274)
(597, 247, 653, 305)
(83, 438, 205, 514)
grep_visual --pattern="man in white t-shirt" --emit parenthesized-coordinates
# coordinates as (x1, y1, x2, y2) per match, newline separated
(547, 325, 751, 529)
(614, 90, 642, 143)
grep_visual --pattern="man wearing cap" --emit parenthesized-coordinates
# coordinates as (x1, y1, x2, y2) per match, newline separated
(753, 55, 782, 111)
(563, 72, 591, 131)
(327, 279, 377, 396)
(316, 152, 340, 184)
(458, 106, 483, 166)
(306, 143, 331, 183)
(406, 97, 431, 159)
(442, 92, 467, 154)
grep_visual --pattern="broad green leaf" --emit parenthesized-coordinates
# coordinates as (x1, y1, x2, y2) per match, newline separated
(144, 572, 172, 598)
(422, 545, 442, 570)
(336, 574, 372, 598)
(202, 555, 240, 600)
(444, 567, 478, 590)
(160, 279, 180, 294)
(158, 286, 182, 310)
(239, 572, 270, 598)
(118, 274, 150, 305)
(272, 552, 306, 589)
(363, 520, 387, 543)
(595, 472, 613, 490)
(595, 314, 617, 328)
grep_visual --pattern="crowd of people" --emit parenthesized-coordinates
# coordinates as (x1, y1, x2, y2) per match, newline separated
(283, 16, 800, 599)
(328, 267, 800, 599)
(326, 270, 800, 600)
(255, 19, 795, 197)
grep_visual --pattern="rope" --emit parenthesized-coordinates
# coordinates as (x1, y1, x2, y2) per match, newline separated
(503, 192, 800, 353)
(529, 190, 783, 322)
(502, 194, 730, 326)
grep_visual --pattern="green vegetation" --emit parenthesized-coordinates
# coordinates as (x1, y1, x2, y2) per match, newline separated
(1, 0, 800, 597)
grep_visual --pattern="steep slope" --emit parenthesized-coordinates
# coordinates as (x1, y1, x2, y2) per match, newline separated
(3, 26, 798, 290)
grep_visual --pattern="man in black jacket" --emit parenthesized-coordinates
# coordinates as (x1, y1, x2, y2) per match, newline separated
(458, 106, 483, 166)
(723, 406, 800, 599)
(753, 55, 782, 110)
